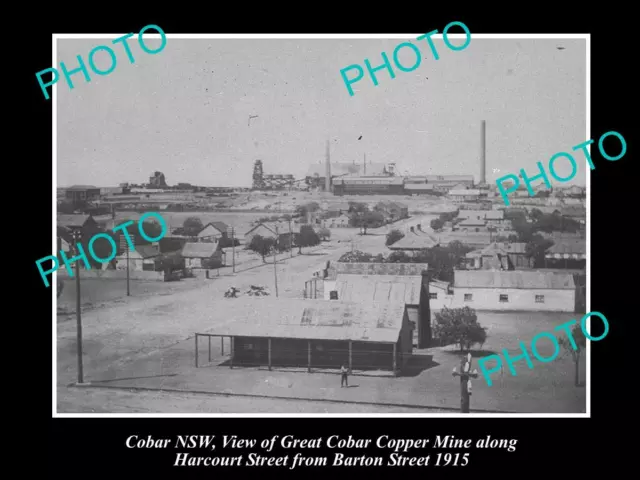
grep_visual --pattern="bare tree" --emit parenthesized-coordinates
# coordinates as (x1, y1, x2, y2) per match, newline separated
(558, 322, 586, 387)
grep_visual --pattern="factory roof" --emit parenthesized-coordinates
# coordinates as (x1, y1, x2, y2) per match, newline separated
(204, 298, 407, 343)
(404, 184, 435, 191)
(334, 274, 424, 305)
(454, 270, 576, 290)
(334, 176, 404, 185)
(66, 185, 100, 191)
(425, 175, 474, 182)
(335, 262, 429, 277)
(306, 162, 389, 177)
(57, 214, 96, 229)
(449, 189, 482, 196)
(458, 210, 504, 221)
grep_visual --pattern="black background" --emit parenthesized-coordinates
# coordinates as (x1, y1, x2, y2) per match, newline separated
(17, 7, 633, 477)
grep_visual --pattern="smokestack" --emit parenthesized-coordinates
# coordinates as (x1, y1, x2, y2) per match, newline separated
(480, 120, 486, 185)
(325, 139, 331, 192)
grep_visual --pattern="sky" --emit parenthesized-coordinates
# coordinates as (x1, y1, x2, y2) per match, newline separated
(56, 36, 587, 188)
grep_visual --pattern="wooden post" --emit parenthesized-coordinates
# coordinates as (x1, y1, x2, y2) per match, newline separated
(208, 336, 211, 363)
(230, 337, 234, 369)
(221, 337, 224, 356)
(268, 338, 272, 371)
(195, 334, 199, 368)
(348, 341, 352, 370)
(307, 340, 311, 373)
(392, 343, 397, 374)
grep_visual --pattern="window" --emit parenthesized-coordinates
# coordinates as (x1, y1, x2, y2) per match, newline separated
(499, 294, 509, 302)
(329, 291, 338, 300)
(535, 295, 545, 303)
(464, 294, 473, 301)
(429, 292, 438, 299)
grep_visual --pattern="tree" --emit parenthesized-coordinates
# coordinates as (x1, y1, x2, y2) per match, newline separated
(295, 202, 320, 221)
(386, 229, 405, 246)
(141, 220, 164, 242)
(430, 217, 445, 231)
(219, 236, 241, 249)
(317, 227, 331, 241)
(558, 322, 586, 387)
(183, 217, 203, 236)
(350, 209, 385, 234)
(297, 225, 320, 253)
(525, 235, 554, 268)
(432, 307, 487, 351)
(248, 235, 276, 262)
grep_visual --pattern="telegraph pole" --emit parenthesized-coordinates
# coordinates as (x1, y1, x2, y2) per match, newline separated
(72, 230, 85, 385)
(288, 218, 293, 258)
(126, 240, 130, 296)
(229, 227, 236, 273)
(273, 226, 279, 297)
(452, 352, 479, 413)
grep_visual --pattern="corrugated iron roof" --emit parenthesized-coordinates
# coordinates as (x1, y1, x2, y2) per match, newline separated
(458, 210, 504, 220)
(334, 274, 423, 305)
(449, 189, 481, 196)
(548, 239, 586, 255)
(306, 163, 388, 177)
(57, 214, 93, 228)
(205, 299, 406, 343)
(335, 262, 429, 276)
(388, 233, 439, 250)
(198, 222, 228, 235)
(181, 242, 217, 258)
(425, 175, 474, 182)
(454, 270, 575, 289)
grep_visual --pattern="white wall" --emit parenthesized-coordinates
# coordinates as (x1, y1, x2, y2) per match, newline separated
(323, 280, 337, 300)
(429, 286, 455, 310)
(452, 287, 575, 312)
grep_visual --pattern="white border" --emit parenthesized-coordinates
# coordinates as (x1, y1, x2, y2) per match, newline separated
(52, 33, 590, 418)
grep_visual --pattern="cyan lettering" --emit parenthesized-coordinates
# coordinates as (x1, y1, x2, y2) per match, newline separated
(496, 173, 520, 206)
(113, 220, 136, 251)
(138, 24, 167, 55)
(580, 311, 609, 341)
(364, 52, 396, 87)
(554, 319, 579, 350)
(35, 68, 59, 101)
(520, 162, 552, 196)
(572, 139, 595, 170)
(59, 244, 92, 276)
(530, 332, 560, 363)
(442, 21, 471, 51)
(35, 256, 60, 288)
(548, 152, 578, 182)
(88, 233, 118, 263)
(392, 42, 422, 72)
(112, 33, 136, 63)
(416, 30, 440, 60)
(598, 131, 626, 161)
(60, 55, 91, 90)
(88, 45, 118, 76)
(138, 212, 167, 242)
(502, 342, 534, 376)
(477, 354, 502, 387)
(340, 64, 364, 96)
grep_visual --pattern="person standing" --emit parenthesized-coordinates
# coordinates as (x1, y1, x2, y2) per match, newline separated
(340, 364, 349, 387)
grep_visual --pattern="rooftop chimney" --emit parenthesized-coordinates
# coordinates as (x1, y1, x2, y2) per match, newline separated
(480, 120, 486, 185)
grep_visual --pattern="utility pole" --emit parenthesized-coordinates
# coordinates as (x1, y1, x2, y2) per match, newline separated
(273, 226, 279, 297)
(231, 227, 236, 273)
(126, 240, 130, 296)
(452, 352, 478, 413)
(288, 218, 293, 258)
(72, 230, 85, 385)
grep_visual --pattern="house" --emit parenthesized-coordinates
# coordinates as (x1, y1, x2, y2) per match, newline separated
(387, 228, 439, 253)
(57, 214, 99, 231)
(429, 280, 454, 310)
(115, 245, 161, 271)
(448, 189, 482, 202)
(454, 218, 488, 233)
(196, 222, 229, 244)
(458, 210, 504, 225)
(322, 214, 351, 228)
(375, 201, 409, 222)
(323, 262, 431, 348)
(466, 242, 532, 270)
(64, 185, 101, 204)
(452, 270, 576, 312)
(437, 232, 493, 249)
(181, 242, 224, 269)
(244, 221, 301, 244)
(208, 298, 412, 373)
(543, 239, 586, 269)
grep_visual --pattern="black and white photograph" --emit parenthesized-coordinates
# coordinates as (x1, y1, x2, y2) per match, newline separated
(53, 33, 589, 417)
